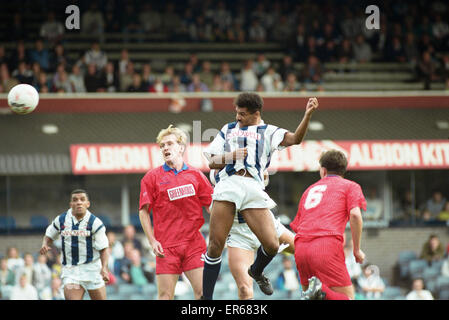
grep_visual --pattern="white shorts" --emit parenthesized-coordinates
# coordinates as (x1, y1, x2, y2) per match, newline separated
(227, 213, 288, 252)
(213, 175, 277, 211)
(61, 260, 105, 291)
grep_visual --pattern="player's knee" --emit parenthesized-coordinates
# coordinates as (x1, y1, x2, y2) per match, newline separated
(158, 291, 173, 300)
(207, 238, 225, 257)
(238, 284, 253, 300)
(263, 240, 279, 256)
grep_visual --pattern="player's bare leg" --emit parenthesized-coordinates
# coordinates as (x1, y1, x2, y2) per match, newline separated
(64, 283, 85, 300)
(241, 208, 279, 255)
(184, 267, 204, 300)
(156, 274, 179, 300)
(202, 200, 236, 299)
(88, 286, 107, 300)
(241, 208, 278, 295)
(207, 201, 236, 258)
(278, 230, 295, 255)
(228, 247, 255, 300)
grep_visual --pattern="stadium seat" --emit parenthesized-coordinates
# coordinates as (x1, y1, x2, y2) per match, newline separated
(118, 283, 140, 295)
(0, 216, 16, 230)
(436, 276, 449, 292)
(408, 259, 428, 278)
(130, 293, 147, 300)
(423, 267, 441, 282)
(381, 286, 402, 300)
(438, 289, 449, 300)
(107, 293, 122, 300)
(97, 214, 112, 228)
(30, 215, 49, 229)
(425, 279, 436, 293)
(398, 250, 418, 263)
(142, 283, 157, 298)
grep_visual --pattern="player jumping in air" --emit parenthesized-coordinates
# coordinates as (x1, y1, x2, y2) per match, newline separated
(290, 149, 366, 300)
(139, 125, 213, 300)
(202, 92, 318, 299)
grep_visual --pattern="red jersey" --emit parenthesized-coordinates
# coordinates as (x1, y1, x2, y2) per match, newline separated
(139, 163, 213, 248)
(290, 175, 366, 241)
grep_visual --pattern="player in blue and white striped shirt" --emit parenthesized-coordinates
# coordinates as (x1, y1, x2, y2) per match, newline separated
(40, 189, 110, 300)
(202, 92, 318, 299)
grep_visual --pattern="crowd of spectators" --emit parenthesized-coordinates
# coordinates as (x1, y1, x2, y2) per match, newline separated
(1, 0, 449, 94)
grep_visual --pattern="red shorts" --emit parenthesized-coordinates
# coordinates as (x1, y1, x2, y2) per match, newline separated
(155, 235, 206, 275)
(294, 235, 352, 288)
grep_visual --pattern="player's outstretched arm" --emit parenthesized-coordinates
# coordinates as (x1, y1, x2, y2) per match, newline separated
(40, 236, 53, 255)
(349, 207, 365, 264)
(280, 97, 318, 147)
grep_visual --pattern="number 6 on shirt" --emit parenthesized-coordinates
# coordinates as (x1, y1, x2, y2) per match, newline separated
(304, 185, 327, 210)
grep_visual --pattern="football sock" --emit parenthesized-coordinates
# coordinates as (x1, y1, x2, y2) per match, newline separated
(250, 245, 276, 276)
(202, 253, 222, 300)
(321, 282, 350, 300)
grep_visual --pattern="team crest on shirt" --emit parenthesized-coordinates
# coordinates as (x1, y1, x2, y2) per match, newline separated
(167, 184, 196, 201)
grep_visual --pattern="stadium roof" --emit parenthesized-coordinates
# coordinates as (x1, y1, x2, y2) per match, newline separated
(1, 108, 448, 174)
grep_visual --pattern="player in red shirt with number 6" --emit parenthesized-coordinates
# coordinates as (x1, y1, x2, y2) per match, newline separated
(139, 125, 213, 300)
(290, 149, 366, 300)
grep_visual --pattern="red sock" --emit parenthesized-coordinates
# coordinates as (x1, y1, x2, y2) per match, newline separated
(321, 282, 350, 300)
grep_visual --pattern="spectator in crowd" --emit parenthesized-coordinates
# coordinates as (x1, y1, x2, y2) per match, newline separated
(249, 19, 267, 43)
(271, 15, 292, 43)
(33, 254, 52, 294)
(53, 68, 73, 93)
(9, 13, 26, 41)
(84, 63, 104, 92)
(149, 77, 169, 93)
(120, 61, 135, 92)
(12, 61, 34, 85)
(180, 62, 194, 86)
(290, 23, 307, 62)
(119, 241, 134, 283)
(122, 225, 143, 254)
(39, 11, 64, 44)
(0, 257, 15, 294)
(162, 2, 182, 34)
(29, 39, 50, 72)
(189, 15, 213, 42)
(104, 247, 118, 285)
(0, 63, 19, 92)
(35, 71, 51, 93)
(423, 191, 447, 219)
(141, 63, 156, 90)
(406, 278, 434, 300)
(51, 253, 62, 279)
(9, 41, 28, 71)
(432, 14, 449, 47)
(122, 4, 143, 41)
(10, 274, 38, 300)
(168, 75, 186, 93)
(139, 3, 162, 33)
(211, 74, 224, 91)
(118, 49, 130, 75)
(321, 41, 337, 63)
(160, 65, 175, 86)
(357, 264, 385, 299)
(50, 44, 70, 73)
(128, 249, 149, 286)
(15, 253, 34, 285)
(386, 36, 406, 63)
(6, 247, 24, 273)
(404, 33, 420, 66)
(276, 256, 300, 298)
(240, 59, 258, 91)
(127, 73, 146, 92)
(419, 234, 445, 265)
(304, 36, 322, 62)
(227, 21, 246, 43)
(187, 73, 209, 92)
(302, 55, 324, 89)
(416, 51, 439, 90)
(261, 67, 283, 92)
(104, 9, 120, 34)
(107, 231, 124, 262)
(40, 277, 64, 300)
(437, 201, 449, 222)
(253, 53, 270, 78)
(81, 3, 104, 37)
(283, 72, 301, 92)
(353, 35, 373, 63)
(84, 42, 108, 72)
(68, 64, 86, 93)
(199, 61, 214, 89)
(279, 55, 296, 82)
(219, 62, 236, 88)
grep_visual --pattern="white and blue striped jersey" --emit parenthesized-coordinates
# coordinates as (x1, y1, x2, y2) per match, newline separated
(45, 209, 109, 266)
(204, 120, 288, 189)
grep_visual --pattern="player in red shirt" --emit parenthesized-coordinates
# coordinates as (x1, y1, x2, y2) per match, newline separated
(139, 125, 213, 300)
(290, 149, 366, 300)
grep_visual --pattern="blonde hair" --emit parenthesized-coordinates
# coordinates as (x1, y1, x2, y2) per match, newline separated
(156, 124, 187, 146)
